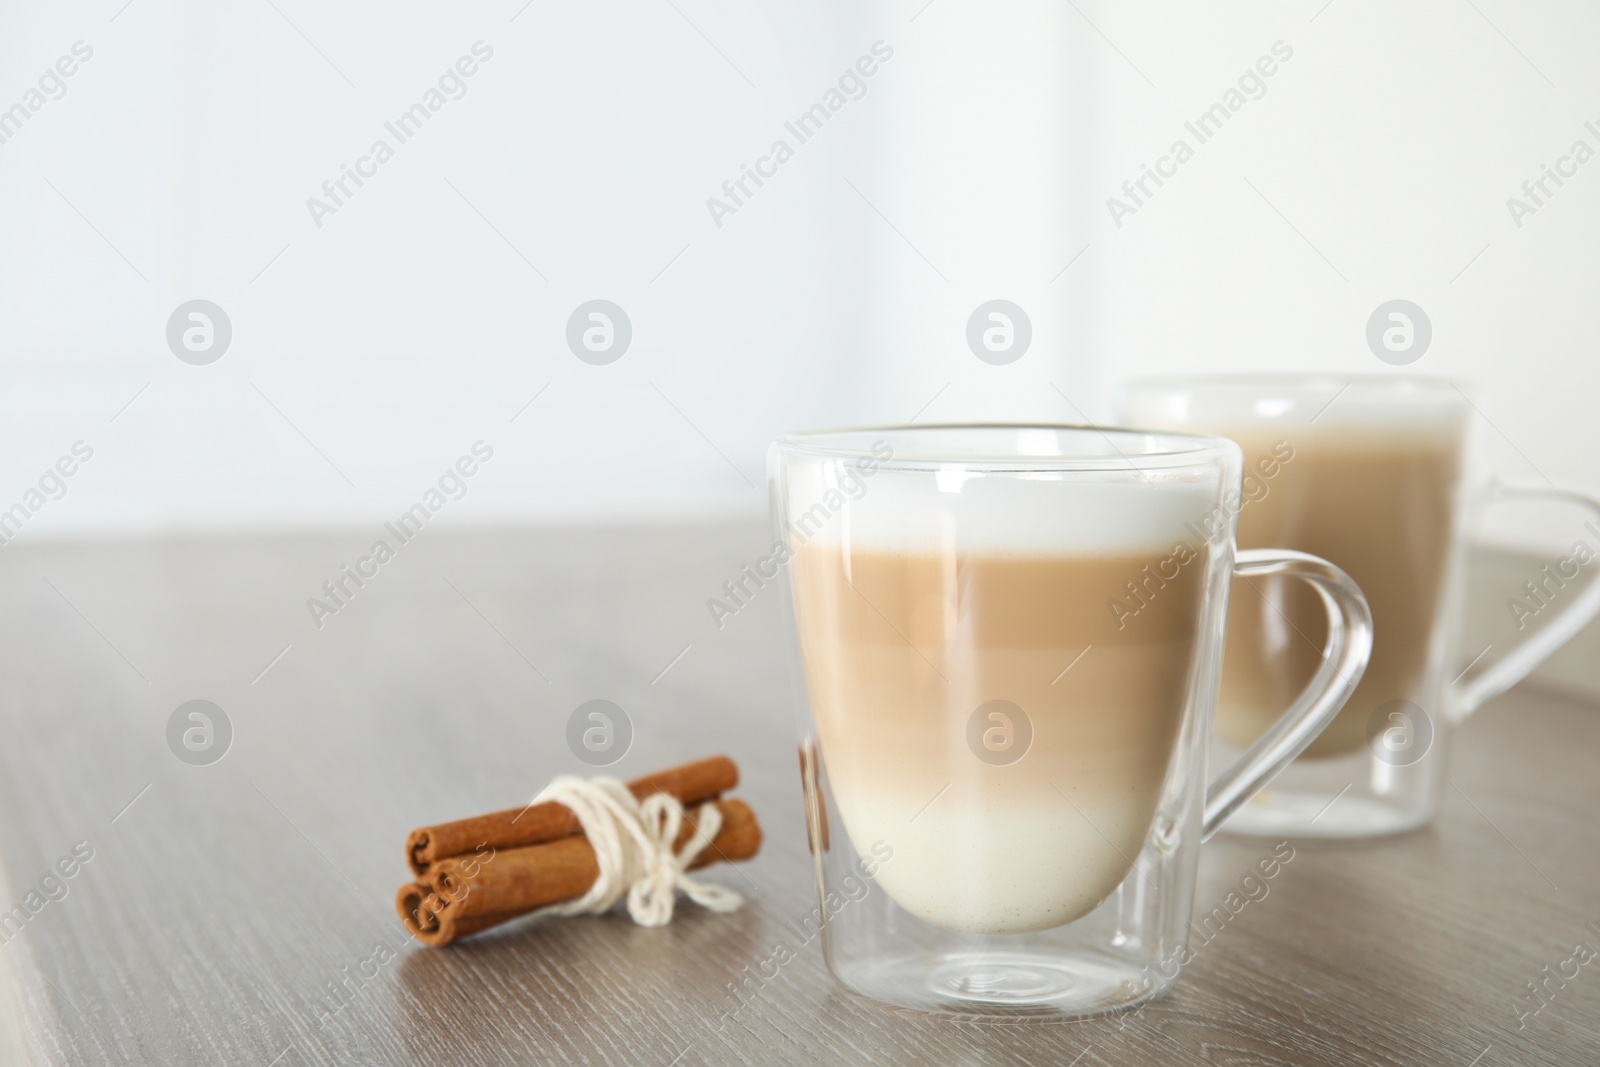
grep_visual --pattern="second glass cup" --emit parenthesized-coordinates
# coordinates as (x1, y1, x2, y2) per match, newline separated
(1120, 376, 1600, 839)
(770, 425, 1372, 1018)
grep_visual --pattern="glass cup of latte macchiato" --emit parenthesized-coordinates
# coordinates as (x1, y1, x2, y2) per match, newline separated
(1119, 377, 1600, 840)
(769, 425, 1373, 1018)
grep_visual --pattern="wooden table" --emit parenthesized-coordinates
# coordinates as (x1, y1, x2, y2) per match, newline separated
(1, 523, 1596, 1066)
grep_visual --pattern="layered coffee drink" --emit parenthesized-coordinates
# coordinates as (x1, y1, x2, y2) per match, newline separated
(791, 481, 1213, 934)
(1214, 426, 1463, 757)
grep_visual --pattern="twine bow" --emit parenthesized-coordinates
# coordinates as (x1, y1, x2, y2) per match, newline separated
(530, 775, 744, 926)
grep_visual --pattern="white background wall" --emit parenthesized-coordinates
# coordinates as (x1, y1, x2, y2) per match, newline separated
(1, 0, 1595, 549)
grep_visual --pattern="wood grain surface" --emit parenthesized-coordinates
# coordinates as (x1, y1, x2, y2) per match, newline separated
(0, 523, 1596, 1066)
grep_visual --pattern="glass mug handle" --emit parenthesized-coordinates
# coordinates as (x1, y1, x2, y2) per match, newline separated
(1453, 484, 1600, 717)
(1203, 549, 1374, 839)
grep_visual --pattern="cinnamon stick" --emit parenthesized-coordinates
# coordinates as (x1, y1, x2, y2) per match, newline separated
(398, 799, 761, 946)
(406, 755, 738, 876)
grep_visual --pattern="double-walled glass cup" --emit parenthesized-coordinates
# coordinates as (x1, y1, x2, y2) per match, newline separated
(1120, 377, 1600, 839)
(769, 426, 1372, 1018)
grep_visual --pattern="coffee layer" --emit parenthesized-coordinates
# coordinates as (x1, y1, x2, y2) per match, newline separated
(793, 545, 1207, 934)
(1216, 428, 1462, 757)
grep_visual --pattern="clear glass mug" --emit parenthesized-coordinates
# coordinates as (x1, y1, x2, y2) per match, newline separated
(768, 425, 1373, 1018)
(1119, 377, 1600, 839)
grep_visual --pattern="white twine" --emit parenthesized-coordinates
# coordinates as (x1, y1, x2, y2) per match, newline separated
(530, 776, 744, 927)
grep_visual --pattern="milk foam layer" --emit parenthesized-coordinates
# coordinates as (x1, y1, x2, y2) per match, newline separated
(1121, 378, 1471, 439)
(788, 468, 1223, 556)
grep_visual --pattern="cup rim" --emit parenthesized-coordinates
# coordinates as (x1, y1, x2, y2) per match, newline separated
(772, 422, 1239, 472)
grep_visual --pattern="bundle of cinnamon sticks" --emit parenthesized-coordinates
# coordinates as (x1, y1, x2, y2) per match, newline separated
(397, 755, 761, 946)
